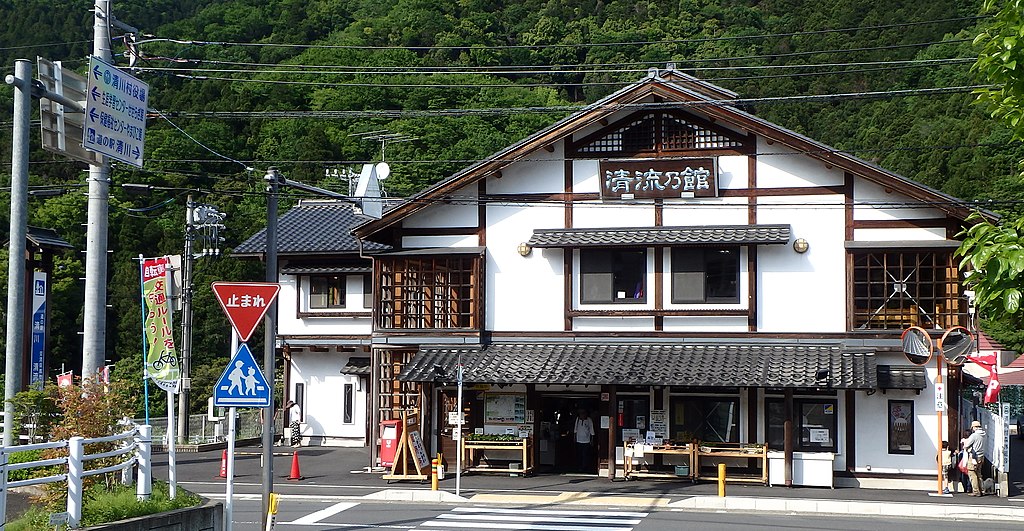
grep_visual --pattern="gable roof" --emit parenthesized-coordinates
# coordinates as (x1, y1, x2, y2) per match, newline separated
(234, 199, 390, 257)
(354, 69, 996, 240)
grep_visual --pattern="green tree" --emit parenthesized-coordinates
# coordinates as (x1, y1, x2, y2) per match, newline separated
(957, 213, 1024, 319)
(973, 0, 1024, 140)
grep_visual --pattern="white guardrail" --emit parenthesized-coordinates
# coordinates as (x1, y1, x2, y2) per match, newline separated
(0, 424, 152, 528)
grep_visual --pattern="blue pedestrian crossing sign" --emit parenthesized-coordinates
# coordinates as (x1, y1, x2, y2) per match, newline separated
(214, 344, 271, 408)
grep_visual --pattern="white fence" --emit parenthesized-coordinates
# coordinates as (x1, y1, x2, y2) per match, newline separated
(0, 425, 152, 528)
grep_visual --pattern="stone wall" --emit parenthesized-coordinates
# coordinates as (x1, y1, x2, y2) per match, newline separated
(84, 499, 222, 531)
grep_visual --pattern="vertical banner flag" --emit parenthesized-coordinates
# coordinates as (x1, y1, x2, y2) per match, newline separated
(142, 256, 180, 392)
(29, 271, 47, 389)
(56, 371, 73, 387)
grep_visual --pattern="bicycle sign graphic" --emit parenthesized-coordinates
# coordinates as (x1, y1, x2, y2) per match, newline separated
(214, 343, 270, 408)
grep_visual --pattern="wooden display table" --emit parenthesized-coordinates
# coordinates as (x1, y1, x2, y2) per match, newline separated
(622, 442, 695, 480)
(460, 438, 534, 476)
(695, 443, 768, 485)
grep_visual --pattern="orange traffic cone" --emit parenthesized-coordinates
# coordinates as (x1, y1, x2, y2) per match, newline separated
(287, 451, 303, 481)
(218, 449, 227, 478)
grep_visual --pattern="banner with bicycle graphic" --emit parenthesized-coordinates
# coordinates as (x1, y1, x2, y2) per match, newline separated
(141, 255, 180, 392)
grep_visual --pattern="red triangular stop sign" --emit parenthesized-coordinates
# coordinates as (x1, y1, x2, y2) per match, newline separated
(211, 282, 281, 342)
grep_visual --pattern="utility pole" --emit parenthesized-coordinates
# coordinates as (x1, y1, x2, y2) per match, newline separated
(82, 0, 113, 380)
(177, 197, 195, 444)
(262, 168, 281, 529)
(3, 59, 32, 446)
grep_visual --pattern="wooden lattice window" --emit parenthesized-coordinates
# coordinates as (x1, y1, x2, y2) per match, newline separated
(569, 110, 750, 156)
(377, 349, 421, 421)
(378, 255, 480, 330)
(851, 250, 962, 330)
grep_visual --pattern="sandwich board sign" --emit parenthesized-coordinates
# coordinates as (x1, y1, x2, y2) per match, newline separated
(211, 282, 280, 342)
(214, 343, 271, 408)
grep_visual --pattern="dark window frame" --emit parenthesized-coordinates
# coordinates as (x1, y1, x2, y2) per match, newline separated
(580, 248, 648, 304)
(294, 382, 305, 423)
(343, 383, 355, 424)
(308, 275, 346, 309)
(670, 247, 740, 304)
(669, 395, 740, 443)
(378, 256, 481, 330)
(851, 250, 962, 331)
(765, 397, 839, 452)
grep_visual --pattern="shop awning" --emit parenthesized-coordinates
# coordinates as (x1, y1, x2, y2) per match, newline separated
(340, 357, 371, 375)
(876, 365, 927, 390)
(526, 225, 791, 248)
(399, 343, 877, 389)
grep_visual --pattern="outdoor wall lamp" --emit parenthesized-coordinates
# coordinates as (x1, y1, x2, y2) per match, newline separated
(793, 238, 810, 254)
(517, 242, 532, 257)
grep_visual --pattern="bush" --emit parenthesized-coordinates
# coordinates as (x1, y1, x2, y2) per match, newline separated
(5, 481, 201, 530)
(6, 448, 44, 482)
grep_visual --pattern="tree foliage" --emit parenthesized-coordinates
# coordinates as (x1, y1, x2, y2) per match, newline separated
(973, 0, 1024, 140)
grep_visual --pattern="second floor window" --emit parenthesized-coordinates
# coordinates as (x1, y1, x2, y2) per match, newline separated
(671, 247, 739, 304)
(580, 248, 646, 304)
(309, 275, 345, 309)
(852, 250, 960, 330)
(378, 256, 480, 329)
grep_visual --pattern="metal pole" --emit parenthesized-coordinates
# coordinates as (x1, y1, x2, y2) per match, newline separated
(455, 352, 463, 497)
(3, 59, 31, 446)
(82, 0, 113, 380)
(167, 390, 177, 499)
(225, 333, 238, 531)
(261, 168, 280, 528)
(177, 196, 195, 444)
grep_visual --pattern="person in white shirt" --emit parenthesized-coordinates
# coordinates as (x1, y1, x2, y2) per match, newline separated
(573, 408, 596, 472)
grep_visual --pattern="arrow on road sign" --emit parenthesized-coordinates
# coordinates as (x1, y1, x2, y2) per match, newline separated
(213, 343, 271, 408)
(89, 108, 99, 122)
(211, 281, 280, 342)
(91, 86, 100, 101)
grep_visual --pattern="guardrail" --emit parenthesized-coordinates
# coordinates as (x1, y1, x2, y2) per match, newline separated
(0, 424, 152, 528)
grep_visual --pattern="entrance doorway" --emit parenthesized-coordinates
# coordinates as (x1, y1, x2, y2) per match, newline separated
(537, 394, 601, 473)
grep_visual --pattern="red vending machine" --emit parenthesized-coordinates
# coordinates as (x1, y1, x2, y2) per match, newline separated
(379, 419, 404, 467)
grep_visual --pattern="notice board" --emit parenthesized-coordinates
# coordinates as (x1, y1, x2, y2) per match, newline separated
(484, 393, 526, 424)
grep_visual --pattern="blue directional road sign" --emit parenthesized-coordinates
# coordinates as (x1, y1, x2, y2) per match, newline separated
(214, 344, 271, 408)
(84, 56, 148, 168)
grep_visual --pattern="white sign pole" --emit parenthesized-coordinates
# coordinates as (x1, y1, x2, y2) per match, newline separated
(166, 389, 176, 499)
(225, 332, 238, 531)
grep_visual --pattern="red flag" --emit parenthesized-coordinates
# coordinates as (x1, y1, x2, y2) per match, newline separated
(969, 351, 997, 372)
(984, 368, 1001, 404)
(56, 371, 73, 387)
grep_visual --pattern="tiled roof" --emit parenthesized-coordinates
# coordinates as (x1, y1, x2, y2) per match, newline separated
(401, 343, 876, 389)
(527, 225, 791, 248)
(281, 265, 372, 275)
(9, 226, 74, 250)
(340, 357, 371, 375)
(234, 200, 390, 256)
(877, 365, 927, 390)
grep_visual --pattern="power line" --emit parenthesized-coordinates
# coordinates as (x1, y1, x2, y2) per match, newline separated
(134, 15, 983, 52)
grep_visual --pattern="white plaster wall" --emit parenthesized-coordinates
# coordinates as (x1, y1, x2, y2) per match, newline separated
(291, 352, 367, 446)
(757, 195, 846, 332)
(486, 157, 564, 194)
(661, 316, 748, 332)
(852, 228, 947, 241)
(661, 198, 750, 227)
(278, 274, 372, 336)
(716, 155, 748, 189)
(853, 364, 941, 475)
(403, 188, 479, 228)
(756, 144, 845, 188)
(573, 202, 655, 227)
(574, 316, 656, 331)
(401, 235, 480, 248)
(854, 180, 945, 220)
(573, 160, 601, 193)
(487, 204, 566, 331)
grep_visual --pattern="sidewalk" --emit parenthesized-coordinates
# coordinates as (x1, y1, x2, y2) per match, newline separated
(161, 443, 1024, 522)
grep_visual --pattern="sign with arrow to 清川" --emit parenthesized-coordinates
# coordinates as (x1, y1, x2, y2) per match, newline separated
(83, 56, 148, 168)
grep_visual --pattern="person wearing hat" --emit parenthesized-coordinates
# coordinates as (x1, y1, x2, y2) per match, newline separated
(963, 420, 987, 496)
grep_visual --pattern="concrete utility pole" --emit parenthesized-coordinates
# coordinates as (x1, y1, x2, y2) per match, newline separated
(262, 168, 281, 529)
(177, 197, 195, 444)
(3, 59, 32, 446)
(81, 0, 113, 380)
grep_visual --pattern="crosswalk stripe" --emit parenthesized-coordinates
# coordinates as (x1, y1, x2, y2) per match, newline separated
(437, 514, 642, 524)
(417, 507, 644, 531)
(285, 501, 359, 525)
(452, 507, 648, 517)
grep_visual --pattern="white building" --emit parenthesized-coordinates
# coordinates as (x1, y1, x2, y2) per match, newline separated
(247, 69, 994, 487)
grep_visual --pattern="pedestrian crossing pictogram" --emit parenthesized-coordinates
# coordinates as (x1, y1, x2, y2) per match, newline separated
(213, 343, 271, 407)
(416, 506, 648, 530)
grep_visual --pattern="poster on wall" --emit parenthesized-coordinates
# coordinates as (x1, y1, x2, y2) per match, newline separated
(484, 393, 526, 424)
(887, 400, 914, 454)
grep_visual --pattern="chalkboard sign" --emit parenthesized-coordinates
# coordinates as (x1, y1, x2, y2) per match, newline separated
(408, 430, 430, 471)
